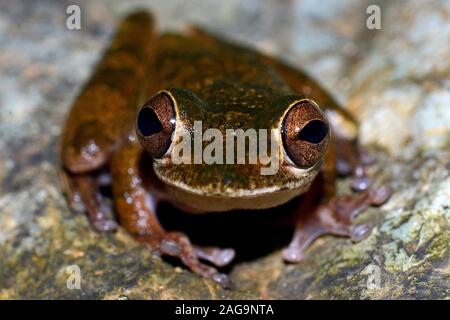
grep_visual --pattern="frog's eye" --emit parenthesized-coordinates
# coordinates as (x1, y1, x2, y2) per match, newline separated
(136, 92, 176, 158)
(281, 100, 329, 168)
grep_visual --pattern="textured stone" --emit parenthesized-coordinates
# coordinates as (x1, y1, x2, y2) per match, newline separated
(0, 0, 448, 299)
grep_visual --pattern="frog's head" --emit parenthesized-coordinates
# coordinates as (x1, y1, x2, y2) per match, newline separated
(136, 85, 329, 212)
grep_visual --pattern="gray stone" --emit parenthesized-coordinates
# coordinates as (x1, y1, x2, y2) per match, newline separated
(0, 0, 448, 299)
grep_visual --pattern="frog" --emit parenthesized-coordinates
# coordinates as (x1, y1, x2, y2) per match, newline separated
(60, 11, 391, 287)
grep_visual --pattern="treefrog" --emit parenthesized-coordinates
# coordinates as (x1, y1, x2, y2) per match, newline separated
(60, 11, 391, 287)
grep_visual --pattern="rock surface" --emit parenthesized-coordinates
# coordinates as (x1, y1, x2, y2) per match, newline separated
(0, 0, 448, 299)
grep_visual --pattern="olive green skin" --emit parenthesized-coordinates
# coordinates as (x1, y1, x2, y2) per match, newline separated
(59, 13, 388, 282)
(142, 32, 347, 211)
(61, 12, 358, 213)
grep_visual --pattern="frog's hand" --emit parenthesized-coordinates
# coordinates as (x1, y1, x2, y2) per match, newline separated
(110, 137, 234, 288)
(60, 11, 156, 174)
(283, 185, 392, 263)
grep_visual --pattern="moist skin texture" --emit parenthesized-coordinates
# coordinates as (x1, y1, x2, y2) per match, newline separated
(60, 11, 391, 287)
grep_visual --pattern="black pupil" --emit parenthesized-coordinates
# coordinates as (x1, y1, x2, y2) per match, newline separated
(137, 107, 162, 137)
(298, 120, 328, 144)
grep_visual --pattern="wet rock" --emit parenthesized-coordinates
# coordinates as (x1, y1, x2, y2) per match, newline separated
(0, 169, 256, 299)
(0, 0, 448, 299)
(232, 150, 449, 299)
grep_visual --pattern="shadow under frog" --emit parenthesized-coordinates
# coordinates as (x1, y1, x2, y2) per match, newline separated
(59, 11, 391, 287)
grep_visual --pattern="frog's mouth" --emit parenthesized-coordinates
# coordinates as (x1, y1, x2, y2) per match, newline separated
(159, 176, 313, 213)
(152, 161, 321, 212)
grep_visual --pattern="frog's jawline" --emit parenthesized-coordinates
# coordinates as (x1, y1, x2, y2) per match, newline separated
(153, 163, 321, 213)
(163, 179, 312, 213)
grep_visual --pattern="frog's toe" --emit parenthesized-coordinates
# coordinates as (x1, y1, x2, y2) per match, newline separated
(89, 199, 118, 232)
(284, 186, 391, 263)
(350, 223, 373, 242)
(358, 146, 377, 166)
(68, 192, 85, 213)
(282, 222, 325, 263)
(212, 273, 233, 289)
(282, 241, 309, 263)
(336, 158, 353, 176)
(92, 218, 118, 232)
(351, 171, 373, 191)
(194, 246, 235, 267)
(282, 247, 303, 263)
(158, 232, 233, 288)
(368, 186, 392, 206)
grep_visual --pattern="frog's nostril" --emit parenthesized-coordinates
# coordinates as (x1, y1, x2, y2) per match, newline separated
(137, 107, 162, 137)
(298, 120, 328, 144)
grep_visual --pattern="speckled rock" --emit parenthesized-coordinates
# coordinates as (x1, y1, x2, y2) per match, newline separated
(232, 150, 449, 299)
(0, 0, 448, 299)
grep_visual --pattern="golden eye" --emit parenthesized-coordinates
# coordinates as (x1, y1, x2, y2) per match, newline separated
(281, 100, 329, 168)
(136, 92, 176, 158)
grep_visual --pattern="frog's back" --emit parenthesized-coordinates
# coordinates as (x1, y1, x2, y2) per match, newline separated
(147, 32, 293, 114)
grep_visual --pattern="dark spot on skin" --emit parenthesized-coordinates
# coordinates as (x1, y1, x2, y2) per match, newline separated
(298, 120, 328, 144)
(137, 108, 162, 137)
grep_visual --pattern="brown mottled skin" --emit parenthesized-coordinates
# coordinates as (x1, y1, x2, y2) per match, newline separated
(60, 11, 391, 287)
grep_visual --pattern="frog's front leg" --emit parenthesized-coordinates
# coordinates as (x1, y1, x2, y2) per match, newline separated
(259, 54, 393, 261)
(283, 180, 391, 262)
(110, 136, 234, 287)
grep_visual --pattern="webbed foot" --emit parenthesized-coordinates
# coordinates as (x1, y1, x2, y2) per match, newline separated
(138, 232, 235, 288)
(282, 186, 391, 263)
